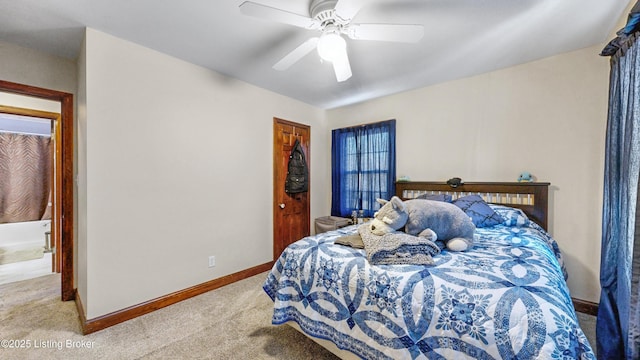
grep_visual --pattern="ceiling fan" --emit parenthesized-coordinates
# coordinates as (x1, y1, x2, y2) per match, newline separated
(239, 0, 424, 82)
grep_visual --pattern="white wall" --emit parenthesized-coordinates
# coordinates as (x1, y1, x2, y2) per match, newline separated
(0, 39, 76, 290)
(0, 40, 76, 95)
(0, 93, 60, 113)
(79, 28, 327, 319)
(327, 44, 610, 303)
(76, 34, 88, 313)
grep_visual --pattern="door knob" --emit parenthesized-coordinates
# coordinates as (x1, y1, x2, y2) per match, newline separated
(279, 203, 286, 209)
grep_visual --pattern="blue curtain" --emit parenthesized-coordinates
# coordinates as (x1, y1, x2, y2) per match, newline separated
(331, 120, 396, 218)
(598, 30, 640, 359)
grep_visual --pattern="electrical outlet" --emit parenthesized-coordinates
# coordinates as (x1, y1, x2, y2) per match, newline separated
(208, 255, 216, 268)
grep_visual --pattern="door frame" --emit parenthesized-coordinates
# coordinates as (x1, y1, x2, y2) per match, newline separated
(273, 118, 310, 260)
(0, 105, 62, 273)
(0, 80, 74, 301)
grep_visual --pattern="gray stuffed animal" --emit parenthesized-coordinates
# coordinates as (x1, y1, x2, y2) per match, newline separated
(369, 196, 408, 235)
(369, 196, 475, 251)
(403, 199, 475, 251)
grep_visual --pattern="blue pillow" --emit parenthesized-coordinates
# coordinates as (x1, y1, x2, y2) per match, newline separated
(416, 193, 452, 202)
(452, 195, 503, 228)
(489, 204, 530, 227)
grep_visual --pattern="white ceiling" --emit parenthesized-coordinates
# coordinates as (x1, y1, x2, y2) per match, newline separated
(0, 0, 630, 109)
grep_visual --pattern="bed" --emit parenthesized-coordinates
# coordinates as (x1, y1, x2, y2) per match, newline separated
(263, 181, 595, 359)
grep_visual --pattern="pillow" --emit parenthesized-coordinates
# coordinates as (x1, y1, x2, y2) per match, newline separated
(416, 193, 452, 202)
(488, 204, 530, 227)
(452, 195, 503, 228)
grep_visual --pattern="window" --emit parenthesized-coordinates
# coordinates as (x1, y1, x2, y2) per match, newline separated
(331, 119, 396, 218)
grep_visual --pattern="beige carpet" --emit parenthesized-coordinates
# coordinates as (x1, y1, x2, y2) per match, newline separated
(0, 273, 338, 360)
(576, 310, 597, 355)
(0, 272, 598, 359)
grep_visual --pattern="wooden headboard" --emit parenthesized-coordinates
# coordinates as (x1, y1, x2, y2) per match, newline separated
(395, 181, 550, 230)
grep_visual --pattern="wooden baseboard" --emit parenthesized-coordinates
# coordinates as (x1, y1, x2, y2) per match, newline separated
(76, 261, 274, 335)
(73, 264, 594, 334)
(74, 289, 87, 327)
(572, 297, 599, 316)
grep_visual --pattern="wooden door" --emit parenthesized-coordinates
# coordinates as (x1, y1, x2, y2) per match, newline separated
(273, 118, 310, 261)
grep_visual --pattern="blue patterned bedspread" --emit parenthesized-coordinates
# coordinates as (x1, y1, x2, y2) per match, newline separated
(263, 220, 595, 359)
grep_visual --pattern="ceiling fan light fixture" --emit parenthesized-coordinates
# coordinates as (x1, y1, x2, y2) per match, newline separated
(317, 31, 346, 62)
(239, 0, 422, 82)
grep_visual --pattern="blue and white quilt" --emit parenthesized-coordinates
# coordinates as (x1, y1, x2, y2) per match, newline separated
(263, 208, 595, 359)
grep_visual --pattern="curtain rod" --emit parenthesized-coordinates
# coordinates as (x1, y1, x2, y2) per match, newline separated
(601, 1, 640, 56)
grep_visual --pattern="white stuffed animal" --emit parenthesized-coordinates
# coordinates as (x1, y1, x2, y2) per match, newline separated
(369, 196, 475, 251)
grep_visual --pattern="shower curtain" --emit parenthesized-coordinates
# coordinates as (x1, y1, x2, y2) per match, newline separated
(0, 132, 51, 224)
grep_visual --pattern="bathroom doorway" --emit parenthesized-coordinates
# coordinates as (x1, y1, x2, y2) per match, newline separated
(0, 108, 59, 285)
(0, 80, 74, 301)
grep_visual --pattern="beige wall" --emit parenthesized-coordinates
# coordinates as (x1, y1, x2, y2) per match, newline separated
(0, 40, 76, 95)
(0, 93, 60, 113)
(0, 39, 76, 293)
(327, 44, 610, 303)
(76, 34, 88, 312)
(79, 28, 328, 319)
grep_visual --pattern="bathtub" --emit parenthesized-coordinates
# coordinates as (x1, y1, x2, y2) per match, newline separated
(0, 220, 51, 255)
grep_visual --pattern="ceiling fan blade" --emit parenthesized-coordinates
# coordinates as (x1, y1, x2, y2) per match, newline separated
(332, 50, 352, 82)
(346, 23, 424, 43)
(273, 37, 320, 71)
(334, 0, 367, 21)
(239, 1, 320, 30)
